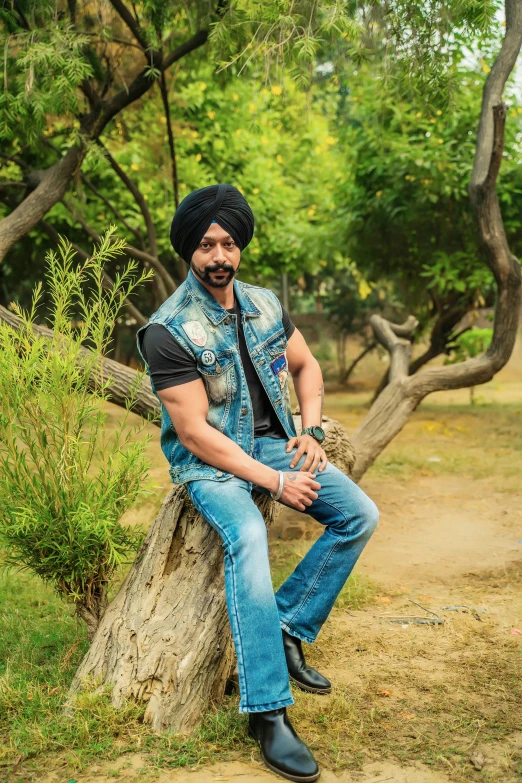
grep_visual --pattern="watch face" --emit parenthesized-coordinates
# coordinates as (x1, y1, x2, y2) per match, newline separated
(313, 426, 325, 443)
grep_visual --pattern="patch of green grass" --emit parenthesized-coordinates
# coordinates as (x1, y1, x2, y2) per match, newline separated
(0, 568, 255, 778)
(2, 567, 522, 783)
(0, 570, 130, 768)
(269, 539, 378, 610)
(360, 402, 522, 485)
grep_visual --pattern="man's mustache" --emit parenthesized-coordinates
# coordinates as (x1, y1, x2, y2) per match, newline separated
(205, 263, 235, 274)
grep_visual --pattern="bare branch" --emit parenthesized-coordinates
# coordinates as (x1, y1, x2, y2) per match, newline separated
(340, 341, 376, 386)
(158, 71, 187, 282)
(0, 145, 84, 263)
(96, 140, 157, 257)
(108, 0, 151, 52)
(159, 72, 179, 210)
(369, 314, 418, 381)
(470, 0, 522, 191)
(163, 29, 209, 70)
(75, 30, 144, 51)
(408, 304, 469, 375)
(80, 172, 144, 246)
(60, 197, 172, 304)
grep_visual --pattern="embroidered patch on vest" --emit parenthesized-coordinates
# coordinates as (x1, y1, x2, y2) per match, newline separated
(181, 320, 207, 347)
(270, 354, 287, 375)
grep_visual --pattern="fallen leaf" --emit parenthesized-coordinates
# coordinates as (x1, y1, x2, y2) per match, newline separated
(470, 751, 485, 771)
(376, 596, 392, 604)
(511, 628, 522, 635)
(376, 689, 392, 697)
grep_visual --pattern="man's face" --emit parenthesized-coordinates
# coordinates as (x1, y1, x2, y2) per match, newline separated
(190, 223, 241, 289)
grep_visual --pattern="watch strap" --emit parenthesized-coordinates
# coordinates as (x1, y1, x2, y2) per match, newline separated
(301, 426, 325, 442)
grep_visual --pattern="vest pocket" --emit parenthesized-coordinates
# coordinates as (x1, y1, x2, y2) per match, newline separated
(197, 352, 235, 431)
(264, 331, 288, 358)
(197, 353, 234, 403)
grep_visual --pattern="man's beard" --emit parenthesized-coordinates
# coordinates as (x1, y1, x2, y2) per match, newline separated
(190, 260, 239, 288)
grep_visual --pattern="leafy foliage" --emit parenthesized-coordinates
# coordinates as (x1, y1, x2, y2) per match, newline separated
(0, 19, 94, 144)
(0, 231, 154, 622)
(445, 327, 494, 364)
(0, 0, 518, 379)
(332, 62, 522, 329)
(444, 327, 494, 403)
(83, 70, 344, 283)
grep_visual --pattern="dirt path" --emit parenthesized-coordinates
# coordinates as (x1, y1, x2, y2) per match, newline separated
(58, 755, 453, 782)
(342, 473, 522, 592)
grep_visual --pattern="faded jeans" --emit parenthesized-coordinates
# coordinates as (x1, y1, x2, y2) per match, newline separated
(186, 436, 379, 713)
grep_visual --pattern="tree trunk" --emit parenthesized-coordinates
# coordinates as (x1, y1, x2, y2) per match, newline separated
(68, 417, 355, 734)
(69, 486, 237, 732)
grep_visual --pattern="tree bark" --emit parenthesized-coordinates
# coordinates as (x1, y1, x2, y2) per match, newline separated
(371, 303, 472, 402)
(67, 416, 354, 733)
(0, 146, 84, 262)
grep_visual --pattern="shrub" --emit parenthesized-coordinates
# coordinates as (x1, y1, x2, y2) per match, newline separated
(0, 229, 154, 638)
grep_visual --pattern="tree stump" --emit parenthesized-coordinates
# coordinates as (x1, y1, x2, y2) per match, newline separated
(69, 416, 355, 734)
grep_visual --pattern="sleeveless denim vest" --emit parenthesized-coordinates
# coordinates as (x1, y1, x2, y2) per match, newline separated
(136, 270, 296, 484)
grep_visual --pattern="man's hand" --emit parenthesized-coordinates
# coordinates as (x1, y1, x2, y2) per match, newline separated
(280, 471, 321, 511)
(286, 434, 328, 473)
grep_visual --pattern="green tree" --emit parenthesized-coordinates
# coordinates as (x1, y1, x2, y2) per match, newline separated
(0, 0, 500, 271)
(332, 60, 522, 380)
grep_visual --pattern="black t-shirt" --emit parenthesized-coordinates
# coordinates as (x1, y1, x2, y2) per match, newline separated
(140, 301, 295, 439)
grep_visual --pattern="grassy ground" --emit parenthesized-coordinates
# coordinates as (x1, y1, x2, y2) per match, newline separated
(1, 345, 522, 782)
(333, 398, 522, 492)
(0, 556, 377, 779)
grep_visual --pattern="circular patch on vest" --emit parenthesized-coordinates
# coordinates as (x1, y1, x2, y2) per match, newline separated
(201, 349, 216, 366)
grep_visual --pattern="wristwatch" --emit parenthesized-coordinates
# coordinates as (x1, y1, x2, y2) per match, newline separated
(301, 425, 326, 444)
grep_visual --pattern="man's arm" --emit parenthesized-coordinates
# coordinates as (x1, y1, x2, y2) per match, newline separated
(285, 328, 328, 473)
(156, 378, 320, 511)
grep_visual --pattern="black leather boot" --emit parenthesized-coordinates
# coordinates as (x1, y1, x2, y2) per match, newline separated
(248, 707, 320, 782)
(282, 629, 331, 694)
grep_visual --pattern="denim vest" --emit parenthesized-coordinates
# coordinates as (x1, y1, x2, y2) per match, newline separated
(136, 270, 296, 484)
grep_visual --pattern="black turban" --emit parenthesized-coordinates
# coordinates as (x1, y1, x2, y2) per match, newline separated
(170, 183, 255, 263)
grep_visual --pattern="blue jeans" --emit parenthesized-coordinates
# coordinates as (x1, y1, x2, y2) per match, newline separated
(186, 436, 379, 713)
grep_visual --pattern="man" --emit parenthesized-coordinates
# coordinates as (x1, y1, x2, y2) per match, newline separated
(137, 183, 378, 783)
